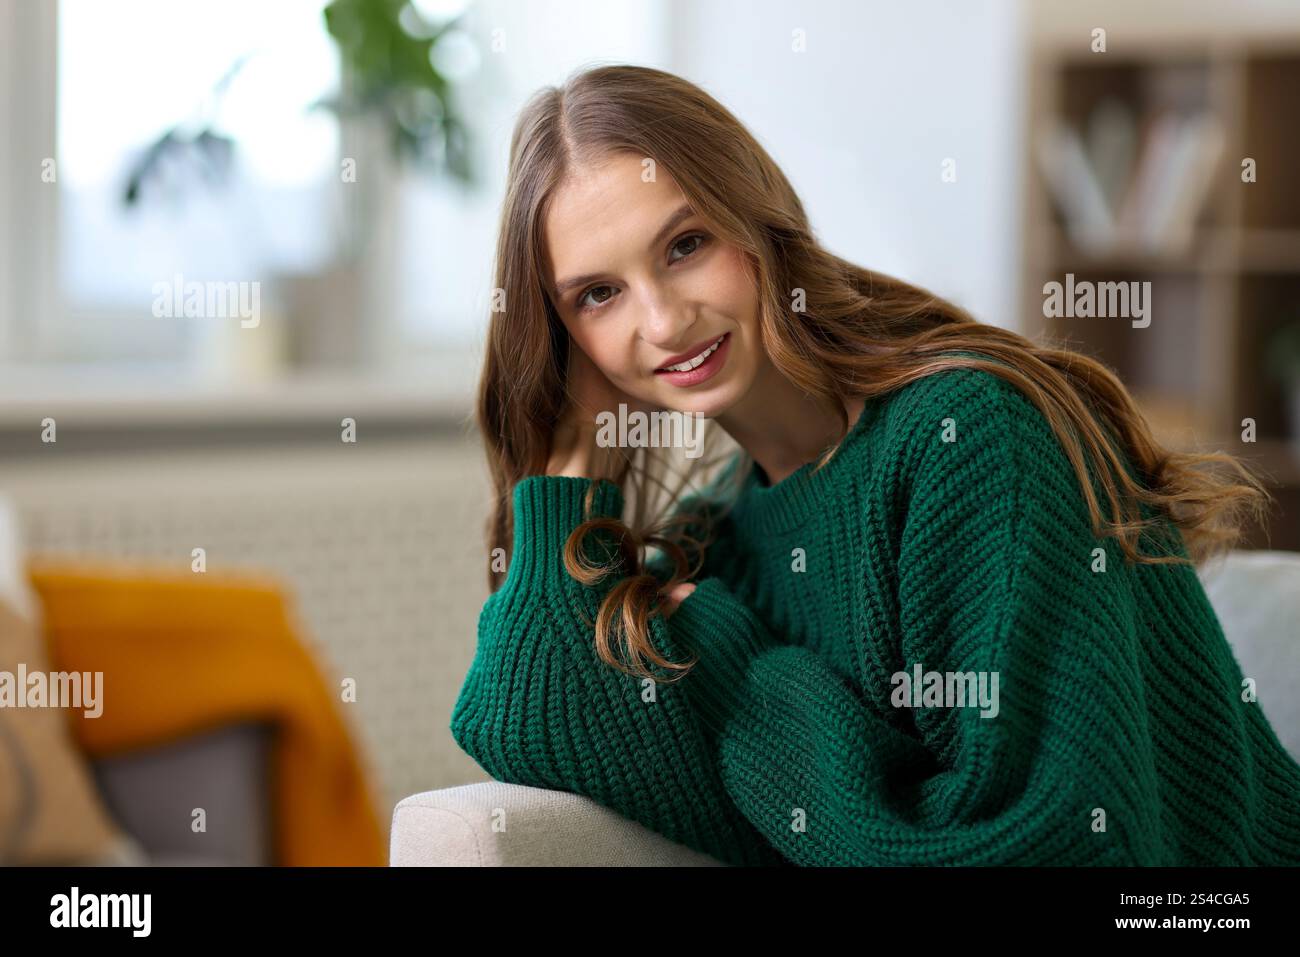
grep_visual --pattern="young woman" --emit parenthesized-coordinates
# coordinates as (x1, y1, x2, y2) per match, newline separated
(450, 64, 1300, 866)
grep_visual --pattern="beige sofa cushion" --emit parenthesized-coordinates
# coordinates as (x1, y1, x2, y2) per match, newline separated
(0, 497, 129, 864)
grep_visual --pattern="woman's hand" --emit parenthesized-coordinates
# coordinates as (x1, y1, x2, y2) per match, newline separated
(659, 581, 697, 618)
(546, 343, 662, 481)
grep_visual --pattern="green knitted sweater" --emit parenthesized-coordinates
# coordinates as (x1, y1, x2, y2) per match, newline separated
(450, 367, 1300, 866)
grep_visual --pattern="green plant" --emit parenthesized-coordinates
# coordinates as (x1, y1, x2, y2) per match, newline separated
(121, 58, 246, 207)
(321, 0, 475, 185)
(122, 0, 475, 207)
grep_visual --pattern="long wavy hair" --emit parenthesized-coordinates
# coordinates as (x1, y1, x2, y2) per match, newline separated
(477, 63, 1268, 682)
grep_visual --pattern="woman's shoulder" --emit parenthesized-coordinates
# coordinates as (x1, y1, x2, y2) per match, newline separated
(872, 361, 1186, 555)
(871, 362, 1060, 468)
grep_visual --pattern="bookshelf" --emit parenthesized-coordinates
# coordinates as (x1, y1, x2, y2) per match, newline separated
(1022, 37, 1300, 550)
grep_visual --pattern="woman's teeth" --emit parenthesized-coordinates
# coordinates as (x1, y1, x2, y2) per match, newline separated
(660, 334, 725, 372)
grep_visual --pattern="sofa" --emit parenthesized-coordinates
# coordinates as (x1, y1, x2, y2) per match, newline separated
(0, 493, 384, 866)
(392, 549, 1300, 866)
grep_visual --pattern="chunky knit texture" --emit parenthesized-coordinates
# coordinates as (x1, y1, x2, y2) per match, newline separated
(451, 367, 1300, 866)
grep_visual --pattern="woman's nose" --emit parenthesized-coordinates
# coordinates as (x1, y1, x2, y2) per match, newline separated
(637, 284, 692, 345)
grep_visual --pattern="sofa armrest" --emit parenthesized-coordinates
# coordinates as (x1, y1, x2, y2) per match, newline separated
(391, 782, 726, 866)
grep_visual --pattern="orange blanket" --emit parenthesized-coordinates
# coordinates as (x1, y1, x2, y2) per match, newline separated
(27, 561, 386, 866)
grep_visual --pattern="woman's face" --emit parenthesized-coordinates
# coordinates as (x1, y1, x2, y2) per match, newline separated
(543, 152, 762, 419)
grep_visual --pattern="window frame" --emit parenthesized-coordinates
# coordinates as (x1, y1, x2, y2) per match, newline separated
(1, 0, 60, 363)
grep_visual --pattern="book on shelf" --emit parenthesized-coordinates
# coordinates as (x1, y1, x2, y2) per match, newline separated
(1036, 104, 1225, 258)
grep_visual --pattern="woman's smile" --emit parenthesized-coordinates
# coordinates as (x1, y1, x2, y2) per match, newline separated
(653, 331, 732, 386)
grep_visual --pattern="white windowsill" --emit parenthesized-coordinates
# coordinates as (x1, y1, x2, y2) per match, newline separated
(0, 357, 477, 429)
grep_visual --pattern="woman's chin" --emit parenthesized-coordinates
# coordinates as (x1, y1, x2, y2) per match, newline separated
(681, 386, 746, 421)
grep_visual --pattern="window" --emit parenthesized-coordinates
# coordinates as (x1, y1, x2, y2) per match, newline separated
(51, 0, 339, 363)
(0, 0, 671, 385)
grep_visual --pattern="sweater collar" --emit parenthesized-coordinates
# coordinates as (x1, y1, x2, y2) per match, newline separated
(730, 397, 879, 536)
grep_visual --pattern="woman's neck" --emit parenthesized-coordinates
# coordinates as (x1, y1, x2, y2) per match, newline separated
(715, 359, 866, 486)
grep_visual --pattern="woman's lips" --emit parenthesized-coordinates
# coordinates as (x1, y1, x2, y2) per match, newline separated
(653, 332, 731, 387)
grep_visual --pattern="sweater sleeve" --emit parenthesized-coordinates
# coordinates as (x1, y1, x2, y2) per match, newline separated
(449, 474, 788, 867)
(666, 378, 1166, 865)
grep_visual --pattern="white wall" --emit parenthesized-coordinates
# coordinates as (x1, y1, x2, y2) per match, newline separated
(397, 0, 672, 346)
(667, 0, 1028, 330)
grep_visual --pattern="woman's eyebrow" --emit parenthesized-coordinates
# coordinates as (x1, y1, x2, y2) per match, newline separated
(645, 203, 696, 254)
(552, 203, 696, 297)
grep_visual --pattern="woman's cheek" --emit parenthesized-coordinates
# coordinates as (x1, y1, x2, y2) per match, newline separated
(596, 345, 643, 392)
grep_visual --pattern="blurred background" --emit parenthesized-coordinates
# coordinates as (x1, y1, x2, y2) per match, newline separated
(3, 0, 1300, 865)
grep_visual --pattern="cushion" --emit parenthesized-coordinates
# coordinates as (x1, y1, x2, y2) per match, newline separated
(0, 494, 133, 864)
(91, 722, 273, 866)
(1198, 549, 1300, 762)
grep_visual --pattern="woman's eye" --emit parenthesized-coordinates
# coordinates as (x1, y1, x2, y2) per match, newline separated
(574, 234, 707, 313)
(578, 285, 616, 311)
(669, 233, 706, 262)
